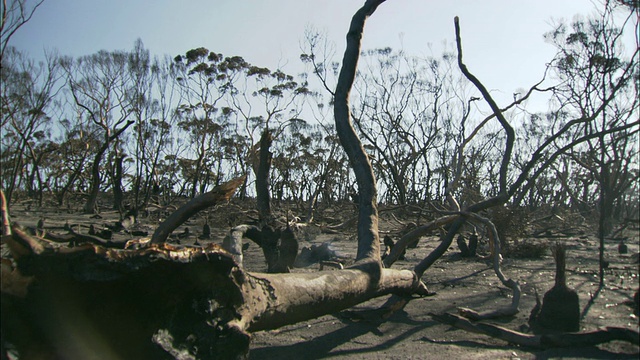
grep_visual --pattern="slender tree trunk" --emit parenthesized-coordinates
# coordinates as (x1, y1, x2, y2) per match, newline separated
(112, 154, 125, 212)
(598, 164, 609, 287)
(83, 146, 108, 214)
(5, 142, 26, 206)
(56, 156, 86, 206)
(83, 121, 134, 214)
(256, 129, 273, 223)
(333, 0, 386, 263)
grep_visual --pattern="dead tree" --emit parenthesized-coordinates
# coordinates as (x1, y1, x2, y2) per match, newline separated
(529, 243, 580, 333)
(0, 2, 426, 358)
(255, 129, 273, 223)
(3, 3, 636, 359)
(432, 313, 638, 349)
(2, 222, 421, 359)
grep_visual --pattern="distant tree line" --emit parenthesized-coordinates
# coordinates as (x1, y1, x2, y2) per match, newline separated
(1, 2, 638, 234)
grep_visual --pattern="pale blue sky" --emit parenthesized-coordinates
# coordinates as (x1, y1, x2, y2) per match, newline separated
(8, 0, 638, 106)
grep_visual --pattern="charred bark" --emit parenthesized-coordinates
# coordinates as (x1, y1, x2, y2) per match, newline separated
(432, 312, 638, 349)
(226, 223, 298, 274)
(334, 0, 386, 263)
(529, 244, 580, 333)
(2, 224, 420, 359)
(111, 153, 125, 212)
(83, 120, 134, 214)
(256, 129, 273, 223)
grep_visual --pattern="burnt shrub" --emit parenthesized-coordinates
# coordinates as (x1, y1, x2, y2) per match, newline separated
(490, 206, 531, 257)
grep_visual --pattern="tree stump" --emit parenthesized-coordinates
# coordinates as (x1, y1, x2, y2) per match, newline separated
(529, 243, 580, 333)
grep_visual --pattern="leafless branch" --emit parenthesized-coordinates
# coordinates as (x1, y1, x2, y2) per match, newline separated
(334, 0, 386, 263)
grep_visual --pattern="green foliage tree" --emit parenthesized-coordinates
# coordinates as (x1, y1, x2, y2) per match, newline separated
(172, 48, 246, 199)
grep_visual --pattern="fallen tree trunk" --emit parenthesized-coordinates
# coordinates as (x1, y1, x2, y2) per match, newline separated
(2, 227, 421, 359)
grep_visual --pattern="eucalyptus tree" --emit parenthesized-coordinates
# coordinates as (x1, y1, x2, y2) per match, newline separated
(125, 40, 180, 210)
(302, 36, 481, 206)
(295, 97, 351, 218)
(49, 116, 99, 206)
(270, 119, 313, 204)
(7, 3, 640, 359)
(351, 48, 429, 204)
(227, 61, 311, 221)
(303, 126, 349, 220)
(270, 119, 345, 220)
(540, 3, 639, 284)
(61, 49, 135, 213)
(300, 34, 359, 205)
(172, 49, 248, 199)
(0, 47, 62, 205)
(0, 0, 45, 63)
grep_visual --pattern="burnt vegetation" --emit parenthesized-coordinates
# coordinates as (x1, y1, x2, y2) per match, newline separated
(1, 0, 639, 359)
(529, 243, 581, 333)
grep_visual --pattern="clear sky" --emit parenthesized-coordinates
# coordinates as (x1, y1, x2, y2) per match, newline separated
(8, 0, 638, 106)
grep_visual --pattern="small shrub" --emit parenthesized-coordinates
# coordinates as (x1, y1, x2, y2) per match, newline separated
(490, 206, 530, 256)
(506, 240, 548, 259)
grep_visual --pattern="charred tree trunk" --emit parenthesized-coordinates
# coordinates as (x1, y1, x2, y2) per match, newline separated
(529, 243, 580, 333)
(83, 121, 134, 214)
(334, 0, 386, 263)
(111, 153, 125, 212)
(256, 129, 273, 223)
(83, 145, 109, 214)
(56, 153, 88, 206)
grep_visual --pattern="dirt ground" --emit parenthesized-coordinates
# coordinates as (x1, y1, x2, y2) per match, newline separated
(3, 198, 639, 359)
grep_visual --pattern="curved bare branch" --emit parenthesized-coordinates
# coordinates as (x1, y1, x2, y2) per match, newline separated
(334, 0, 386, 263)
(454, 16, 515, 194)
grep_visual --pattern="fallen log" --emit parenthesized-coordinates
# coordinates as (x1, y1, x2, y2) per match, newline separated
(42, 229, 127, 249)
(3, 222, 423, 359)
(430, 312, 639, 348)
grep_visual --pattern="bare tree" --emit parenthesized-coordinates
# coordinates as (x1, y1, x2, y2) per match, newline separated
(541, 2, 639, 284)
(172, 48, 244, 199)
(61, 50, 135, 213)
(126, 41, 180, 212)
(0, 0, 45, 63)
(227, 61, 311, 222)
(3, 2, 639, 359)
(0, 47, 61, 205)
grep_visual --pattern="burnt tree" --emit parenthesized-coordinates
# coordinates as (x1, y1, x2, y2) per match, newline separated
(1, 2, 426, 359)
